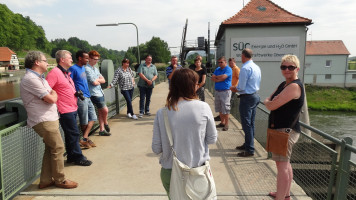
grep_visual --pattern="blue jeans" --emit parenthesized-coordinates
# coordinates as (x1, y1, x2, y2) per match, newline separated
(239, 93, 260, 154)
(138, 86, 153, 114)
(121, 88, 134, 115)
(59, 111, 85, 162)
(77, 97, 97, 125)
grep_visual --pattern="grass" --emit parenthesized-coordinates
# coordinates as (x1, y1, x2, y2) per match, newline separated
(349, 61, 356, 70)
(306, 85, 356, 111)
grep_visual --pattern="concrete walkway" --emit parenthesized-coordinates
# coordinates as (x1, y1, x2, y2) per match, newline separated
(14, 82, 311, 200)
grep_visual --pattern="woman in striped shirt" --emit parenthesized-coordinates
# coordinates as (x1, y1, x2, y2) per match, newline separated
(108, 58, 138, 120)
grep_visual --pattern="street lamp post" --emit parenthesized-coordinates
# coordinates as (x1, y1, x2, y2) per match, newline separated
(96, 22, 140, 64)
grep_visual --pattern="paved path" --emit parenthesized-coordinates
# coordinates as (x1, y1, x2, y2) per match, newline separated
(14, 82, 311, 200)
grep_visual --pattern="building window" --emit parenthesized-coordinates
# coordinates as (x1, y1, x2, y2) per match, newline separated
(325, 60, 332, 67)
(325, 74, 332, 79)
(352, 74, 356, 79)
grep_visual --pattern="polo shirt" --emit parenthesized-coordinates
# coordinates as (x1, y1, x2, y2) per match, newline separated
(213, 66, 232, 90)
(46, 66, 78, 114)
(20, 69, 59, 127)
(85, 64, 104, 97)
(137, 63, 158, 88)
(69, 64, 91, 97)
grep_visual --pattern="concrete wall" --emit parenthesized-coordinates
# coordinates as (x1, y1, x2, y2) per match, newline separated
(216, 25, 307, 100)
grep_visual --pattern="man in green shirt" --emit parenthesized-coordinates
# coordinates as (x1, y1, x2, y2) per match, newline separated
(137, 54, 158, 118)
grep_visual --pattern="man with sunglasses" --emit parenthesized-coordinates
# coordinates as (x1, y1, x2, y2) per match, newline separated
(211, 56, 232, 131)
(231, 48, 261, 157)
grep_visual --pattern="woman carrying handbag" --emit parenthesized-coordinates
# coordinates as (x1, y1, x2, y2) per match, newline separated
(152, 69, 218, 199)
(264, 55, 304, 200)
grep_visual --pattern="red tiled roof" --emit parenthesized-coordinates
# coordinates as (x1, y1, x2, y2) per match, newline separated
(215, 0, 312, 42)
(306, 40, 350, 55)
(223, 0, 312, 25)
(0, 47, 16, 62)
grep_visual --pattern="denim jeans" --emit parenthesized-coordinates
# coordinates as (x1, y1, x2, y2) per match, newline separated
(121, 88, 134, 115)
(77, 97, 97, 125)
(239, 93, 260, 154)
(59, 111, 85, 162)
(138, 86, 153, 114)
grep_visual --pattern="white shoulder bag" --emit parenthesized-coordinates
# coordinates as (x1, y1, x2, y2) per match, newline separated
(163, 108, 217, 200)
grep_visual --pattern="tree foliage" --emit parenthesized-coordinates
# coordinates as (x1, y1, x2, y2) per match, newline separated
(0, 4, 51, 52)
(1, 4, 171, 67)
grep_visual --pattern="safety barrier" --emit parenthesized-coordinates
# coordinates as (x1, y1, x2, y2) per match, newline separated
(0, 71, 166, 200)
(205, 75, 356, 200)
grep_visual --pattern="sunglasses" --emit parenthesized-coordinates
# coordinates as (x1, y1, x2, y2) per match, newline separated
(280, 65, 297, 71)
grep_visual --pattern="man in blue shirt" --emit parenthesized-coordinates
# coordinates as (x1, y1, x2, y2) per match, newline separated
(211, 56, 232, 131)
(231, 48, 261, 157)
(70, 51, 105, 149)
(166, 56, 182, 84)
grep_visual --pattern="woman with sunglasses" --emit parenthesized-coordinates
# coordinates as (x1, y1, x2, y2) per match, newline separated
(263, 55, 304, 200)
(108, 58, 138, 120)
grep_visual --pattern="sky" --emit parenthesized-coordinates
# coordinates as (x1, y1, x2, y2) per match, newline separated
(1, 0, 355, 57)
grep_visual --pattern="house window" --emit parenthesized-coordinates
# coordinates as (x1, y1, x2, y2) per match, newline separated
(326, 60, 332, 67)
(325, 74, 332, 79)
(352, 74, 356, 79)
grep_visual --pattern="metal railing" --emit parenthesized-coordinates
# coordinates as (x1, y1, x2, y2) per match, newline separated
(205, 74, 356, 200)
(0, 71, 166, 200)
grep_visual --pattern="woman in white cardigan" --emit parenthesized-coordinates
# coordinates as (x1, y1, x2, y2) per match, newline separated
(152, 68, 218, 197)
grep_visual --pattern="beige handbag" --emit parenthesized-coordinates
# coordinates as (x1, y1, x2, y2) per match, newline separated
(163, 108, 217, 200)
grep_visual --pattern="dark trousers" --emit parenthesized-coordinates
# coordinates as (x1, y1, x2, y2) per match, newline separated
(239, 93, 260, 154)
(59, 111, 85, 162)
(138, 86, 153, 114)
(121, 88, 134, 115)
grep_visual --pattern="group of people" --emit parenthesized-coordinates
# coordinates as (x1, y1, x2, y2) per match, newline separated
(154, 48, 304, 200)
(20, 50, 160, 190)
(20, 49, 113, 189)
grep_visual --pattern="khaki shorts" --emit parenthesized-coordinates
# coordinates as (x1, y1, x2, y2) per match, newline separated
(214, 90, 231, 114)
(272, 128, 300, 162)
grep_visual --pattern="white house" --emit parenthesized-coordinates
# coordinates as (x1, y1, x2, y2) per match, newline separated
(304, 40, 356, 87)
(0, 47, 20, 72)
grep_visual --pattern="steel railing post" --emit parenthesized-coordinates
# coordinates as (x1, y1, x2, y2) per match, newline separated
(334, 137, 352, 200)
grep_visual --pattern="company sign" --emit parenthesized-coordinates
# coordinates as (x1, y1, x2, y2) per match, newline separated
(231, 37, 300, 61)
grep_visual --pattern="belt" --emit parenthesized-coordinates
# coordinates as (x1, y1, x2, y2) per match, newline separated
(238, 92, 256, 97)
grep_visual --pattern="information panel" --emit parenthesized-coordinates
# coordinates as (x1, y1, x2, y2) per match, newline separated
(230, 37, 300, 61)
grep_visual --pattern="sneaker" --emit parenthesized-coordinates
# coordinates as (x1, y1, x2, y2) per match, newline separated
(214, 115, 221, 121)
(139, 113, 143, 118)
(99, 130, 111, 136)
(216, 123, 225, 128)
(127, 113, 133, 118)
(132, 114, 138, 120)
(79, 139, 91, 149)
(104, 124, 110, 132)
(73, 159, 92, 166)
(88, 139, 96, 147)
(145, 112, 151, 116)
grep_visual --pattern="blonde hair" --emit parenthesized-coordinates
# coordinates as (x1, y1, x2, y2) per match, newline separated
(281, 54, 300, 69)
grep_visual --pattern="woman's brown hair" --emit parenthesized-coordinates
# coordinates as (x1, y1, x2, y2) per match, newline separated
(166, 68, 198, 111)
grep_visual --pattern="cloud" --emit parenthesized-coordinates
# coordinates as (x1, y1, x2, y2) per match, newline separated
(0, 0, 58, 8)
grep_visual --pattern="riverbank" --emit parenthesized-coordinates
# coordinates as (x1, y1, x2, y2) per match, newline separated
(306, 85, 356, 111)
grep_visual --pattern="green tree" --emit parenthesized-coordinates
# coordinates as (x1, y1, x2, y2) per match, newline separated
(146, 37, 171, 63)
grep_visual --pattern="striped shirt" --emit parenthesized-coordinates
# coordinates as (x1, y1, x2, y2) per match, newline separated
(110, 67, 135, 90)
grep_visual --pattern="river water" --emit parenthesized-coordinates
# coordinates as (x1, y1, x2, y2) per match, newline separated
(1, 72, 355, 143)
